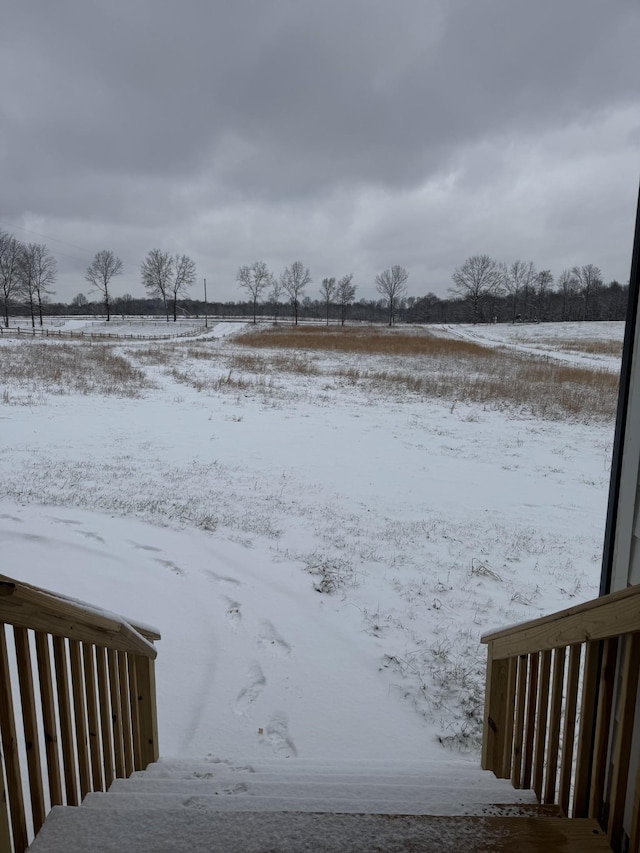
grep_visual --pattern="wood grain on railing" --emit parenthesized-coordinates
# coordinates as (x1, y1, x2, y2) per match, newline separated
(481, 583, 640, 853)
(0, 574, 160, 853)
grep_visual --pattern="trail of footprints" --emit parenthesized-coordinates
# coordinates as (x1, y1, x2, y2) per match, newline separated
(38, 519, 299, 759)
(226, 596, 297, 757)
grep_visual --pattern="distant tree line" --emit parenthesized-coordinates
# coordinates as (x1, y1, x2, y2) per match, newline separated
(425, 255, 628, 324)
(0, 231, 629, 327)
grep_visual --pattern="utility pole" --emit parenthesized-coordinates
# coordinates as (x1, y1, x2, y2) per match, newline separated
(204, 278, 208, 328)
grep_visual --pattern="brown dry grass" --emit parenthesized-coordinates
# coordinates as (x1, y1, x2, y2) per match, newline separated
(234, 325, 619, 421)
(1, 341, 149, 398)
(237, 325, 487, 358)
(543, 338, 622, 357)
(130, 343, 176, 366)
(334, 359, 618, 420)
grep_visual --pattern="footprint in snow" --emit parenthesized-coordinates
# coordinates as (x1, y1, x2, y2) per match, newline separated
(234, 662, 266, 716)
(128, 540, 163, 553)
(204, 568, 241, 587)
(204, 756, 255, 773)
(182, 784, 248, 807)
(257, 620, 291, 657)
(77, 529, 105, 543)
(266, 711, 297, 758)
(224, 598, 242, 628)
(155, 558, 185, 576)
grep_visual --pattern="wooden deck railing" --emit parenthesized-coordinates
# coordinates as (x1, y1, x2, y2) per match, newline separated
(0, 574, 160, 853)
(481, 584, 640, 852)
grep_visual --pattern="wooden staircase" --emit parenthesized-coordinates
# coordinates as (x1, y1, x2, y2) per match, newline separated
(26, 758, 611, 852)
(4, 574, 635, 852)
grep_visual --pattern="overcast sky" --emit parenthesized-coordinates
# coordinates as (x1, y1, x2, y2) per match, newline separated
(1, 0, 639, 305)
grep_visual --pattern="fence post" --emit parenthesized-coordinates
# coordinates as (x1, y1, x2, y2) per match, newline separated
(134, 655, 159, 768)
(482, 643, 515, 776)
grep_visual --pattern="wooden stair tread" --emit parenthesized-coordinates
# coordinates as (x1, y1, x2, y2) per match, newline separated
(27, 809, 611, 852)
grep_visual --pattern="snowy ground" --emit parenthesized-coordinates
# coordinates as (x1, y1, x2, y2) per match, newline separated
(0, 320, 623, 766)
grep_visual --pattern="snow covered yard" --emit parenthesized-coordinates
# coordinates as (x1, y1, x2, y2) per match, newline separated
(0, 321, 623, 765)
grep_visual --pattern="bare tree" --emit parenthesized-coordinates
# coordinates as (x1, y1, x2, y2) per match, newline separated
(237, 261, 272, 324)
(169, 254, 196, 321)
(450, 255, 502, 324)
(533, 269, 554, 320)
(319, 277, 336, 326)
(0, 231, 24, 328)
(72, 293, 89, 309)
(22, 243, 57, 326)
(376, 265, 409, 326)
(558, 268, 578, 320)
(17, 243, 39, 329)
(269, 275, 283, 323)
(141, 249, 173, 321)
(281, 261, 311, 325)
(504, 260, 536, 323)
(336, 273, 356, 326)
(571, 263, 603, 321)
(120, 293, 134, 316)
(85, 250, 123, 321)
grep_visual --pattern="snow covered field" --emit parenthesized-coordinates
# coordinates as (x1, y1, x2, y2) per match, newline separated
(0, 320, 624, 765)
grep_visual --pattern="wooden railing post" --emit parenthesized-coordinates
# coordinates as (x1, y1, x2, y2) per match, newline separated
(128, 656, 143, 771)
(134, 654, 159, 768)
(14, 627, 46, 834)
(107, 649, 125, 778)
(481, 643, 515, 778)
(533, 649, 552, 802)
(82, 643, 104, 793)
(607, 633, 640, 850)
(544, 645, 567, 804)
(573, 640, 601, 818)
(558, 643, 582, 815)
(34, 632, 63, 807)
(589, 637, 619, 822)
(521, 651, 539, 790)
(511, 655, 528, 789)
(69, 639, 91, 799)
(118, 651, 135, 777)
(53, 636, 79, 807)
(0, 625, 28, 853)
(96, 646, 115, 789)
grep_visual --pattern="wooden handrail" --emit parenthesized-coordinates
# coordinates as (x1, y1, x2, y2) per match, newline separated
(0, 576, 159, 653)
(481, 584, 640, 657)
(0, 574, 161, 853)
(481, 584, 640, 853)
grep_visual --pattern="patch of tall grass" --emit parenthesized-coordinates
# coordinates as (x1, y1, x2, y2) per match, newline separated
(237, 325, 487, 357)
(1, 342, 149, 398)
(236, 326, 620, 421)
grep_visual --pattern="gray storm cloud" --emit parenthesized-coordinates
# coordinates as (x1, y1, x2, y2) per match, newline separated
(1, 0, 638, 301)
